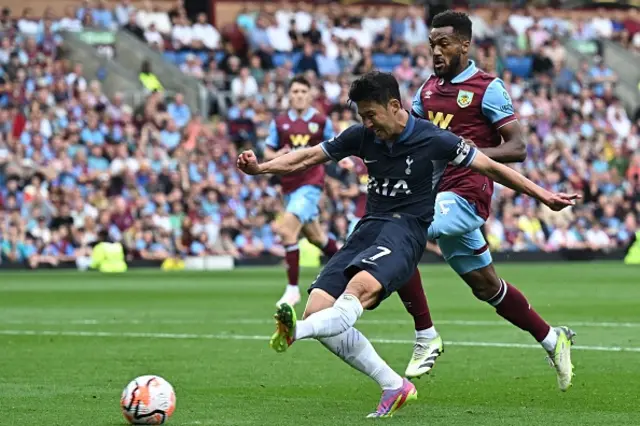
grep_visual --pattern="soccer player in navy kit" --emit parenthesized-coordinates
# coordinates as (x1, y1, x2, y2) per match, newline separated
(237, 72, 578, 418)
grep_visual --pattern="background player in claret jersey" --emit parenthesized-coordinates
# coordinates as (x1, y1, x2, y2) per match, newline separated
(237, 71, 578, 418)
(405, 10, 576, 391)
(265, 76, 339, 307)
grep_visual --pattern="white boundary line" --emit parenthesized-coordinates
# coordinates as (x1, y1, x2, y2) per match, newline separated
(1, 318, 640, 328)
(1, 329, 639, 353)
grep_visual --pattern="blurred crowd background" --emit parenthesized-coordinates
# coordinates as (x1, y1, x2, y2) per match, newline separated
(0, 0, 639, 267)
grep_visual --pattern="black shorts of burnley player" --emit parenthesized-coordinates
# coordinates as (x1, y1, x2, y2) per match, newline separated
(236, 71, 579, 314)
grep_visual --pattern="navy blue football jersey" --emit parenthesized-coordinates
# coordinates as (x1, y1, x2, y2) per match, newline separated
(320, 114, 477, 225)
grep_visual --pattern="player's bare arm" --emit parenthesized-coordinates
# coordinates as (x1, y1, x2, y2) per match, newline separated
(467, 146, 580, 211)
(263, 146, 291, 161)
(237, 145, 328, 176)
(480, 121, 527, 163)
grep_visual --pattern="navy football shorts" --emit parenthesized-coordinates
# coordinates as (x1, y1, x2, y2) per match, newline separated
(308, 214, 426, 310)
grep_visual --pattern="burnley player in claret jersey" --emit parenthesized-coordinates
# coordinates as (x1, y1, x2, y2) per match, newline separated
(264, 76, 339, 308)
(400, 10, 576, 390)
(237, 71, 578, 417)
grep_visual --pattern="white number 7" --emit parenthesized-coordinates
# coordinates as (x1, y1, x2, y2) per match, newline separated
(438, 200, 456, 215)
(368, 246, 391, 262)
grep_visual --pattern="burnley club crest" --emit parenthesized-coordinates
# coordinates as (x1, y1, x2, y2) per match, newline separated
(308, 122, 319, 134)
(456, 90, 474, 108)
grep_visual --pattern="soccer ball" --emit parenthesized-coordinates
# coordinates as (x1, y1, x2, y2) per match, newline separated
(121, 375, 176, 424)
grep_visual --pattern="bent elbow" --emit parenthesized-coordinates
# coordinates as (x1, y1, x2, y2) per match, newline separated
(513, 141, 527, 162)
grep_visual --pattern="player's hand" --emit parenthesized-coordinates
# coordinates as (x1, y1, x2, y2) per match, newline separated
(236, 150, 262, 175)
(543, 192, 581, 211)
(462, 138, 476, 147)
(338, 157, 354, 170)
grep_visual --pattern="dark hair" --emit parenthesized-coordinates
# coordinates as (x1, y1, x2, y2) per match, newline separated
(432, 10, 472, 41)
(288, 75, 311, 89)
(348, 71, 401, 106)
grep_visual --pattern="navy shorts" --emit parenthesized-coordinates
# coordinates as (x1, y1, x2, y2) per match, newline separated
(308, 214, 427, 310)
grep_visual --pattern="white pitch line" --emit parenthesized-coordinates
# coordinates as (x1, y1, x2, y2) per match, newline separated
(1, 318, 640, 328)
(1, 329, 639, 353)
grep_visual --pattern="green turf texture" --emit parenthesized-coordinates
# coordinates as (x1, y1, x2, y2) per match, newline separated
(1, 262, 638, 425)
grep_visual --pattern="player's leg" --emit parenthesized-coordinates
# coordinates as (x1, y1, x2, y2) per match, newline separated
(399, 268, 442, 379)
(457, 261, 575, 391)
(435, 192, 575, 390)
(274, 210, 304, 306)
(301, 219, 339, 258)
(270, 243, 415, 418)
(275, 185, 319, 306)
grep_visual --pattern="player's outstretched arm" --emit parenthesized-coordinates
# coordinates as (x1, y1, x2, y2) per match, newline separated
(468, 149, 580, 211)
(237, 145, 328, 176)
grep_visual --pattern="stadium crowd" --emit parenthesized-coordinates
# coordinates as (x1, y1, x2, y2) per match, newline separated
(0, 1, 639, 266)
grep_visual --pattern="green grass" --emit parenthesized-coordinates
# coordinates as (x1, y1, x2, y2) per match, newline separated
(1, 262, 638, 425)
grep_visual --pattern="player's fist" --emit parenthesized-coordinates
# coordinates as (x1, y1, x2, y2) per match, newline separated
(237, 150, 261, 175)
(544, 192, 581, 211)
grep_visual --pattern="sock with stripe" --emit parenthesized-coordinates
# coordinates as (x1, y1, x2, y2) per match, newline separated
(398, 268, 437, 338)
(320, 236, 339, 258)
(284, 244, 300, 287)
(488, 279, 554, 349)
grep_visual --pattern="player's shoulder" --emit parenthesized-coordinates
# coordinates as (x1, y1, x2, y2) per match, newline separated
(274, 113, 290, 126)
(410, 117, 451, 140)
(310, 109, 328, 124)
(465, 68, 499, 90)
(420, 74, 439, 89)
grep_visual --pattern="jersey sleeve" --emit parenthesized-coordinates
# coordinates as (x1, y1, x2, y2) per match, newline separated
(323, 118, 335, 141)
(481, 78, 517, 128)
(320, 124, 364, 162)
(411, 81, 426, 118)
(430, 126, 477, 167)
(264, 120, 279, 149)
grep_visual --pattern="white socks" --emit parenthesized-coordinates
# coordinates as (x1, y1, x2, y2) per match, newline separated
(319, 327, 404, 390)
(294, 294, 363, 340)
(540, 327, 558, 352)
(415, 326, 438, 340)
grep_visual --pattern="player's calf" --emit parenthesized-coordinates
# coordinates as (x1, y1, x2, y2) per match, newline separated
(462, 264, 576, 391)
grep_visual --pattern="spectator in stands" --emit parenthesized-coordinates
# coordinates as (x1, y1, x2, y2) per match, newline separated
(144, 22, 164, 50)
(123, 13, 145, 40)
(167, 93, 190, 128)
(179, 53, 204, 79)
(192, 13, 220, 51)
(139, 60, 163, 92)
(231, 67, 259, 101)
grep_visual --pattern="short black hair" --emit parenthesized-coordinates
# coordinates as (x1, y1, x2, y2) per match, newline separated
(348, 71, 401, 106)
(288, 75, 311, 89)
(431, 10, 472, 41)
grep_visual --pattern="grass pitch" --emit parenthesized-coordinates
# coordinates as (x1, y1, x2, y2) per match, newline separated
(1, 262, 638, 425)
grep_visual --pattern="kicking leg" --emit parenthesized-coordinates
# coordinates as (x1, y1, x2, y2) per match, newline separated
(460, 261, 576, 391)
(272, 287, 416, 418)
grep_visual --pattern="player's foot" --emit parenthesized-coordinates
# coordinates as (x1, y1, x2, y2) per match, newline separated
(404, 334, 444, 379)
(366, 378, 417, 418)
(275, 285, 301, 307)
(546, 326, 576, 391)
(269, 302, 297, 353)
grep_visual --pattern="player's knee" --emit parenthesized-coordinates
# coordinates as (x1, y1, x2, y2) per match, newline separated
(278, 227, 298, 245)
(303, 289, 335, 319)
(307, 235, 325, 248)
(461, 267, 501, 302)
(345, 270, 383, 309)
